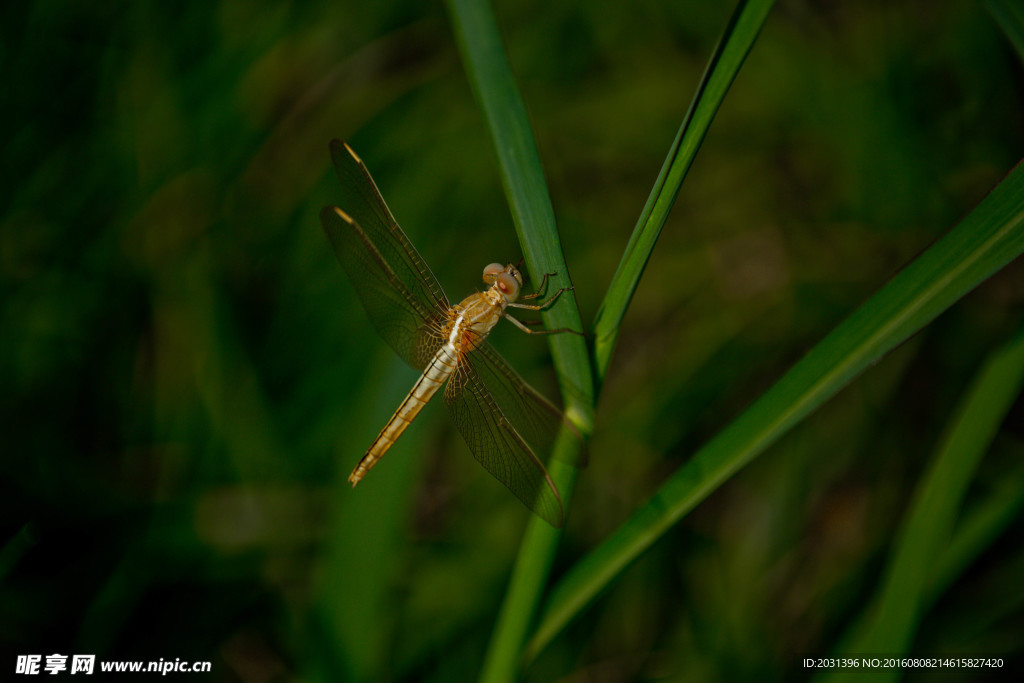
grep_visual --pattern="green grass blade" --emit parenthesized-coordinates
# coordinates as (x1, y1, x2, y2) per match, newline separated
(445, 1, 595, 680)
(527, 161, 1024, 657)
(930, 457, 1024, 597)
(592, 0, 777, 385)
(818, 326, 1024, 683)
(446, 0, 594, 430)
(988, 0, 1024, 62)
(827, 452, 1024, 665)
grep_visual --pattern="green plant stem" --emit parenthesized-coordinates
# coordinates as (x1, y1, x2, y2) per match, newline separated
(478, 457, 578, 681)
(445, 1, 594, 681)
(449, 0, 777, 675)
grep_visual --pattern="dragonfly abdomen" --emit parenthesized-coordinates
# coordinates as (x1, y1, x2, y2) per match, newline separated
(347, 345, 459, 486)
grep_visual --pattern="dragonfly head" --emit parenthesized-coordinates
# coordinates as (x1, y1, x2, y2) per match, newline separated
(483, 262, 523, 302)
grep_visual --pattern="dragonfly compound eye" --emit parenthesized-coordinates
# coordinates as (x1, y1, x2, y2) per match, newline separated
(482, 262, 505, 284)
(496, 272, 520, 299)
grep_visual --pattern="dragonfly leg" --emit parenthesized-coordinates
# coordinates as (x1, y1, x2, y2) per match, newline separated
(505, 313, 584, 336)
(509, 286, 572, 310)
(519, 272, 556, 300)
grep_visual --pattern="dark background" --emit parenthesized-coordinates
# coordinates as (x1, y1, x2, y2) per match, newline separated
(3, 0, 1023, 680)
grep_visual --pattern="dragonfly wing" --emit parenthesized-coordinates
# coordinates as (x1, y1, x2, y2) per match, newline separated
(475, 341, 580, 461)
(322, 140, 450, 370)
(321, 207, 445, 369)
(443, 344, 565, 527)
(328, 140, 448, 313)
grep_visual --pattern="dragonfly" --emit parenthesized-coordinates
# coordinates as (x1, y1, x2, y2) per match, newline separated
(320, 140, 577, 527)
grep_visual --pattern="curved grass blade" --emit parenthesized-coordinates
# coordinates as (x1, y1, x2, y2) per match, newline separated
(817, 325, 1024, 683)
(446, 0, 593, 429)
(445, 1, 594, 680)
(527, 160, 1024, 658)
(592, 0, 777, 388)
(987, 0, 1024, 63)
(821, 455, 1024, 675)
(929, 458, 1024, 598)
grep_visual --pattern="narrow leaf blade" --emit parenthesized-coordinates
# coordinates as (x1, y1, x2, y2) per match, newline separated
(529, 160, 1024, 657)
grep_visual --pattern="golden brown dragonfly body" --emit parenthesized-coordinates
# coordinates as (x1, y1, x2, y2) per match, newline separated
(320, 141, 574, 526)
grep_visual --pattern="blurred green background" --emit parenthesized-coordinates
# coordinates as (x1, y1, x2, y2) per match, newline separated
(3, 0, 1024, 680)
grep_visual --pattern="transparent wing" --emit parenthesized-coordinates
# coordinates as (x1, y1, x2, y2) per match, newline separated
(321, 140, 450, 370)
(443, 342, 567, 527)
(475, 342, 578, 464)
